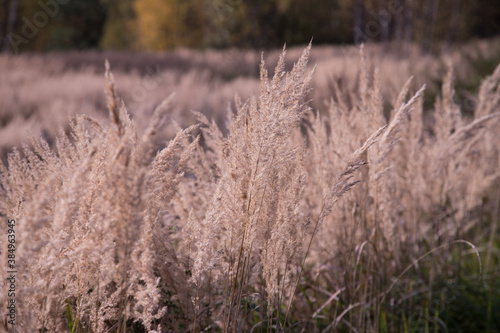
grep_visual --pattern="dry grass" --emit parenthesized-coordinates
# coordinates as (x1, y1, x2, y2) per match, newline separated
(1, 40, 499, 332)
(2, 38, 499, 158)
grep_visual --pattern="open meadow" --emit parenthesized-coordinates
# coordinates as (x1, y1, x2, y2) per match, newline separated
(1, 38, 500, 332)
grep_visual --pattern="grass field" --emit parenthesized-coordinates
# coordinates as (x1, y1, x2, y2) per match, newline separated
(1, 39, 500, 332)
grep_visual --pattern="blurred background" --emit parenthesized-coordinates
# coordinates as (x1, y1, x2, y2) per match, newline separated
(1, 0, 500, 155)
(1, 0, 500, 53)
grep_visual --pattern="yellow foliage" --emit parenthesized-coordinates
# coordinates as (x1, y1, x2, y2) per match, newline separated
(134, 0, 175, 50)
(133, 0, 204, 50)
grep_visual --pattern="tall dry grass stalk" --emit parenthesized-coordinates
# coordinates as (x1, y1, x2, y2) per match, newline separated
(1, 43, 499, 332)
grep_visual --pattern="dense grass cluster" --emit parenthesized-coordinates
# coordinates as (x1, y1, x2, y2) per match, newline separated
(1, 43, 499, 332)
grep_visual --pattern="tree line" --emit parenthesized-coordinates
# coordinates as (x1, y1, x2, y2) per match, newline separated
(1, 0, 499, 53)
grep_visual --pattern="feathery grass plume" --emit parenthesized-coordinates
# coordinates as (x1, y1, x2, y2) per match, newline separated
(430, 64, 500, 234)
(0, 64, 199, 332)
(105, 60, 121, 132)
(302, 47, 437, 331)
(370, 83, 426, 252)
(187, 43, 313, 331)
(475, 62, 500, 118)
(289, 120, 387, 327)
(434, 63, 462, 142)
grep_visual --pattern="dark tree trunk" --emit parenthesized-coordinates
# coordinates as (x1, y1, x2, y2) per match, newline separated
(404, 0, 413, 44)
(2, 0, 18, 52)
(403, 0, 413, 55)
(380, 0, 389, 42)
(446, 0, 462, 46)
(354, 0, 364, 44)
(423, 0, 439, 53)
(393, 2, 404, 48)
(0, 0, 8, 51)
